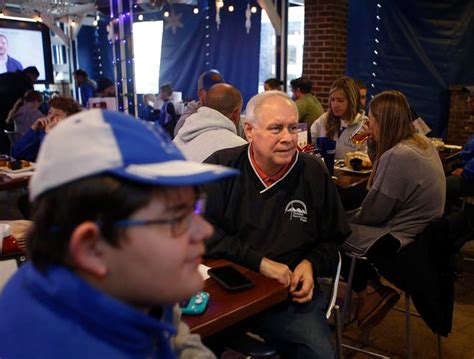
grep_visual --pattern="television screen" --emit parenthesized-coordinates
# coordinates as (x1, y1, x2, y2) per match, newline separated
(0, 19, 53, 83)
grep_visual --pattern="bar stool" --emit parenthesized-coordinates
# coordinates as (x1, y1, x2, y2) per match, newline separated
(340, 252, 443, 359)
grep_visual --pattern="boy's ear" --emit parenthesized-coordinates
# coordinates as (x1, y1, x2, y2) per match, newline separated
(69, 222, 108, 278)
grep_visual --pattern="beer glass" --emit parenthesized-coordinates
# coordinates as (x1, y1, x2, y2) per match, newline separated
(351, 119, 369, 144)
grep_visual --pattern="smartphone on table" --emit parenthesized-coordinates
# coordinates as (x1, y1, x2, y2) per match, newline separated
(207, 265, 254, 291)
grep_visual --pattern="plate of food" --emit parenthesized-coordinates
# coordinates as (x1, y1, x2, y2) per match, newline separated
(334, 152, 373, 174)
(0, 160, 35, 173)
(441, 144, 462, 151)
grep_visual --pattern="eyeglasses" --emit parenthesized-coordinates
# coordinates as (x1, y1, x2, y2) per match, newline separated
(112, 194, 207, 238)
(254, 123, 299, 135)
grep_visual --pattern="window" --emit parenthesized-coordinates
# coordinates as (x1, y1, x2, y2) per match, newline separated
(286, 6, 304, 92)
(132, 21, 163, 94)
(258, 10, 276, 93)
(258, 5, 304, 94)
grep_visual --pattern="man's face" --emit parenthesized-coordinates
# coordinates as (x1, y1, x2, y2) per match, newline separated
(48, 107, 67, 121)
(74, 74, 83, 85)
(0, 37, 7, 57)
(103, 85, 115, 97)
(245, 96, 298, 174)
(197, 88, 206, 103)
(103, 186, 213, 309)
(291, 87, 302, 99)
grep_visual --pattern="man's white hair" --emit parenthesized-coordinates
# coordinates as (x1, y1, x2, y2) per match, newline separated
(245, 90, 298, 125)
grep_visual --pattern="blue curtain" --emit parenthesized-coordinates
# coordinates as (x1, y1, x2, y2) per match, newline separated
(77, 19, 114, 82)
(346, 0, 474, 137)
(160, 2, 261, 106)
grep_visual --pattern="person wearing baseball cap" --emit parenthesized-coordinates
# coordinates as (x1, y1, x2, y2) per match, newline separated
(174, 69, 224, 136)
(0, 109, 237, 358)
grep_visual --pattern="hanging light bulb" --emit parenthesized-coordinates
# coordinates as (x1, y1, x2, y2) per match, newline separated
(228, 5, 234, 12)
(93, 20, 98, 26)
(138, 14, 144, 21)
(163, 10, 170, 17)
(193, 6, 199, 14)
(250, 5, 257, 13)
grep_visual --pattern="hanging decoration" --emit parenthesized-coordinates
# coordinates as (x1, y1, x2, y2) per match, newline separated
(245, 3, 251, 34)
(164, 10, 184, 34)
(215, 0, 223, 30)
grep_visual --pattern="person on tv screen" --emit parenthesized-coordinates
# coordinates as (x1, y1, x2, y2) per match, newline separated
(0, 34, 24, 74)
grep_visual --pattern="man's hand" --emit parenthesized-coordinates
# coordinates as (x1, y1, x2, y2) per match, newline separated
(44, 117, 60, 133)
(259, 257, 292, 287)
(451, 168, 463, 177)
(31, 115, 60, 133)
(289, 259, 314, 303)
(31, 116, 49, 131)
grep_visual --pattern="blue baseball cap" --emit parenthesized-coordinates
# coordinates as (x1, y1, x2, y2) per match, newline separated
(29, 109, 238, 201)
(197, 69, 224, 91)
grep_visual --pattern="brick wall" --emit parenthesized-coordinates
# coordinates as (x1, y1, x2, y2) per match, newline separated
(447, 85, 474, 146)
(303, 0, 348, 109)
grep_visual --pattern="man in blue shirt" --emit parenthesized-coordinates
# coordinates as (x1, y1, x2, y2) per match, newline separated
(73, 69, 97, 107)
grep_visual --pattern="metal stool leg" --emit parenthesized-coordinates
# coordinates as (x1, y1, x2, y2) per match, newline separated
(341, 255, 357, 327)
(334, 304, 342, 359)
(405, 292, 412, 359)
(437, 334, 442, 359)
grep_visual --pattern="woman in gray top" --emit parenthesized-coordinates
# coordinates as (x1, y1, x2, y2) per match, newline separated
(342, 91, 445, 330)
(5, 90, 43, 135)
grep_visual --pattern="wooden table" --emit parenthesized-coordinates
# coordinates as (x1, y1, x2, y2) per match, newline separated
(438, 148, 461, 174)
(183, 259, 288, 338)
(334, 168, 370, 210)
(0, 174, 31, 191)
(334, 168, 370, 190)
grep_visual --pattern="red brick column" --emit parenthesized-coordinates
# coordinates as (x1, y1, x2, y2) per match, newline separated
(447, 85, 473, 146)
(303, 0, 348, 109)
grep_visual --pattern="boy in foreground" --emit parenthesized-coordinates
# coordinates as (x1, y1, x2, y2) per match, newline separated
(0, 109, 237, 358)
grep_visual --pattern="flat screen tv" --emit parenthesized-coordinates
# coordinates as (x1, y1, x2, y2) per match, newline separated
(0, 18, 53, 83)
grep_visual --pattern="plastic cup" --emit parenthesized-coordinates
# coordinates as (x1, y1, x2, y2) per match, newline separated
(316, 137, 328, 153)
(323, 140, 336, 175)
(0, 224, 20, 255)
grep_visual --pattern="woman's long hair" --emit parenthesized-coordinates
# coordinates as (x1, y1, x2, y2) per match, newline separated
(367, 90, 427, 187)
(5, 90, 42, 125)
(326, 76, 361, 139)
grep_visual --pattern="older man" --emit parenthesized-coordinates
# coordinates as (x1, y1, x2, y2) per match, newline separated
(203, 91, 350, 358)
(173, 83, 247, 162)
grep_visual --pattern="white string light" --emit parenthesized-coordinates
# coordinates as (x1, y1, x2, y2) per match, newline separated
(370, 2, 383, 97)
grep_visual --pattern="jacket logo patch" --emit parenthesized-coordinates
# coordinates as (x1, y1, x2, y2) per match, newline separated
(284, 200, 307, 222)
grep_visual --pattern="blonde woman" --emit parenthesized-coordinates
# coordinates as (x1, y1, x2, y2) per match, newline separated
(310, 76, 366, 159)
(342, 91, 445, 330)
